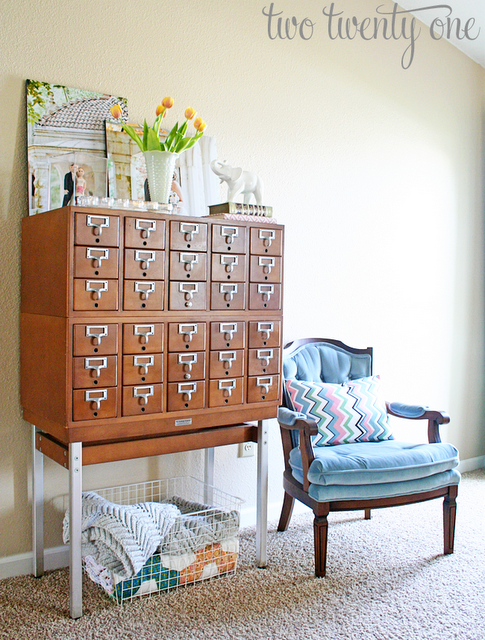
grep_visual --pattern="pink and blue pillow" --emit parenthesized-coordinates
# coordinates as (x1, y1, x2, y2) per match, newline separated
(285, 375, 393, 446)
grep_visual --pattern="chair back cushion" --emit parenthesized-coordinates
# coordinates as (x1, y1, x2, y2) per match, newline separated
(283, 342, 371, 384)
(285, 375, 393, 446)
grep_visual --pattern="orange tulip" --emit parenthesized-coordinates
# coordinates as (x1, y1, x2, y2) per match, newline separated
(194, 117, 206, 132)
(162, 96, 174, 109)
(185, 107, 196, 120)
(155, 104, 164, 116)
(110, 104, 123, 120)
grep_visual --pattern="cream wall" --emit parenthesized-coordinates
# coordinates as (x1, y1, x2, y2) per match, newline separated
(0, 0, 484, 565)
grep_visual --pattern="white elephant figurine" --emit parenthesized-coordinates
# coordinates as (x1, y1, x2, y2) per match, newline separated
(210, 160, 264, 205)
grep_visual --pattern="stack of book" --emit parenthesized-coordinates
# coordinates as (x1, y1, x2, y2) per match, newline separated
(205, 202, 277, 223)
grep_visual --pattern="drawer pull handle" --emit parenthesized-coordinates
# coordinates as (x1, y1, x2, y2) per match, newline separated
(179, 222, 199, 242)
(179, 253, 199, 272)
(135, 218, 157, 239)
(257, 284, 274, 302)
(256, 376, 273, 395)
(84, 357, 107, 378)
(257, 349, 274, 367)
(135, 250, 156, 270)
(85, 388, 108, 410)
(133, 385, 154, 406)
(219, 323, 237, 341)
(179, 283, 198, 307)
(219, 351, 236, 370)
(134, 324, 155, 345)
(220, 283, 237, 302)
(178, 323, 198, 343)
(220, 255, 238, 273)
(135, 281, 155, 300)
(85, 325, 108, 346)
(177, 353, 197, 373)
(177, 382, 197, 402)
(258, 256, 275, 275)
(258, 228, 275, 247)
(86, 247, 109, 268)
(134, 355, 154, 375)
(86, 215, 109, 236)
(86, 280, 108, 301)
(218, 379, 236, 398)
(257, 322, 274, 340)
(221, 226, 238, 245)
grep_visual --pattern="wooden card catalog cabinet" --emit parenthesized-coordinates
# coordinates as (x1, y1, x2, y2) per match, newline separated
(20, 206, 284, 447)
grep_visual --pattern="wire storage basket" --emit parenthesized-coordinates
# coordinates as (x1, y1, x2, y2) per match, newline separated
(81, 476, 243, 603)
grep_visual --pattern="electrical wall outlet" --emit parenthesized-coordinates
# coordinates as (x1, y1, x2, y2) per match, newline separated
(238, 441, 255, 458)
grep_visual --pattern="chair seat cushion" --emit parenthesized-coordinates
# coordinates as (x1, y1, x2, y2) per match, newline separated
(289, 440, 460, 501)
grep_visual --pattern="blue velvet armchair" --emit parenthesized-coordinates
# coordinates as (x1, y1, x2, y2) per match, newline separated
(278, 338, 460, 577)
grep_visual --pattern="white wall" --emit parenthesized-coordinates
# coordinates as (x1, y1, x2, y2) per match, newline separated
(0, 0, 484, 567)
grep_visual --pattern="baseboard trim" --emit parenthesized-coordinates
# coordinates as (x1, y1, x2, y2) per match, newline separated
(0, 545, 69, 580)
(2, 457, 482, 580)
(458, 455, 485, 473)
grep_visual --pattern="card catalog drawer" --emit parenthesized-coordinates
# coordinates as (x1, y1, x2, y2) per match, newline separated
(248, 283, 281, 310)
(247, 375, 280, 403)
(249, 255, 282, 283)
(168, 322, 206, 352)
(122, 384, 163, 416)
(74, 246, 119, 279)
(247, 347, 280, 376)
(210, 321, 245, 350)
(123, 323, 164, 354)
(170, 220, 208, 251)
(124, 249, 165, 280)
(123, 280, 164, 311)
(122, 353, 163, 385)
(209, 378, 244, 408)
(125, 217, 165, 249)
(210, 282, 245, 310)
(73, 355, 117, 389)
(169, 251, 207, 281)
(211, 253, 246, 282)
(248, 321, 281, 348)
(73, 324, 118, 356)
(211, 224, 247, 253)
(75, 213, 119, 247)
(167, 351, 206, 382)
(72, 387, 118, 421)
(250, 227, 283, 256)
(73, 279, 118, 311)
(209, 350, 244, 379)
(169, 281, 207, 310)
(167, 381, 205, 411)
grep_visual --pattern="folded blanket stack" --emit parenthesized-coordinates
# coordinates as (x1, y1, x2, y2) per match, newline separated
(63, 491, 240, 581)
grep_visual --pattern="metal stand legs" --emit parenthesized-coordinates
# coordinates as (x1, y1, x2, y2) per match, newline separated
(69, 442, 83, 619)
(31, 423, 269, 619)
(256, 420, 268, 567)
(32, 425, 44, 578)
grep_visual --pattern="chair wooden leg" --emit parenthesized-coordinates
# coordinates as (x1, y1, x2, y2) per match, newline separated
(277, 491, 295, 531)
(314, 514, 328, 577)
(443, 485, 458, 554)
(364, 508, 371, 520)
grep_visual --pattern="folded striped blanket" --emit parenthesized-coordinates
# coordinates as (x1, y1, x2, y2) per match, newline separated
(63, 492, 240, 579)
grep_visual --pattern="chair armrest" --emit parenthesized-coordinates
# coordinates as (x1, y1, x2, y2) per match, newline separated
(277, 407, 318, 491)
(386, 401, 450, 444)
(277, 407, 319, 434)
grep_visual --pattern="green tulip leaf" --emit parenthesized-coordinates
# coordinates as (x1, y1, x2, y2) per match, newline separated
(121, 123, 144, 152)
(147, 127, 161, 151)
(143, 120, 149, 151)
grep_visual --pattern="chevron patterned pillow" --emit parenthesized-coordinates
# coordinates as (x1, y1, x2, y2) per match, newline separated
(285, 376, 394, 447)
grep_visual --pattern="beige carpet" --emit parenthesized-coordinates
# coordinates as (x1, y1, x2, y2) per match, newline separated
(1, 469, 484, 640)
